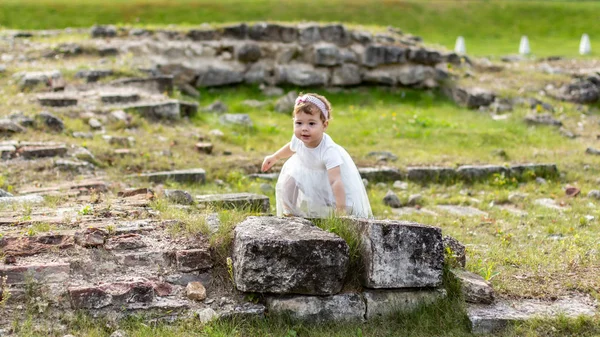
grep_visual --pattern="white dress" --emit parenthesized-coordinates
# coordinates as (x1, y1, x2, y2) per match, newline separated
(275, 133, 372, 218)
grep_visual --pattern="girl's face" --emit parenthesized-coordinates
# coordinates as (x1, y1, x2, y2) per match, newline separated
(293, 111, 328, 148)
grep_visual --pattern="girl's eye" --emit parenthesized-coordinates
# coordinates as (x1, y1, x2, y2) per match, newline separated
(309, 122, 315, 126)
(295, 122, 301, 125)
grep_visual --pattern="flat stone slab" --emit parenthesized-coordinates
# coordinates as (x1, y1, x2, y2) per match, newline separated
(111, 76, 174, 94)
(0, 262, 70, 284)
(407, 166, 456, 183)
(456, 165, 509, 182)
(364, 288, 446, 319)
(352, 219, 443, 288)
(195, 193, 270, 213)
(358, 167, 405, 182)
(125, 101, 180, 120)
(37, 95, 78, 107)
(0, 195, 44, 205)
(100, 92, 141, 104)
(468, 297, 598, 335)
(266, 293, 365, 322)
(19, 145, 68, 159)
(136, 168, 206, 183)
(435, 205, 488, 217)
(233, 216, 349, 295)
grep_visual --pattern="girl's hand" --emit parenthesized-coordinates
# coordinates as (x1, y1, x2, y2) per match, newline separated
(261, 155, 277, 172)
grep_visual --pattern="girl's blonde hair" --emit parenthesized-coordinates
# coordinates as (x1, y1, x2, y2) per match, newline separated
(293, 93, 332, 123)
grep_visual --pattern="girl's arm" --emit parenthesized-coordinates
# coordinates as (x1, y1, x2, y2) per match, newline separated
(327, 166, 346, 214)
(261, 142, 293, 172)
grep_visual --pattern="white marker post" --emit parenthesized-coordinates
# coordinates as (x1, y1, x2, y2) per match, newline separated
(579, 34, 591, 55)
(454, 36, 466, 54)
(519, 36, 530, 55)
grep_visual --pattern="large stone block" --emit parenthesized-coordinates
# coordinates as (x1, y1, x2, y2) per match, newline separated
(332, 64, 361, 86)
(195, 63, 245, 87)
(407, 166, 457, 184)
(266, 293, 365, 322)
(275, 64, 329, 87)
(0, 263, 70, 285)
(364, 289, 446, 319)
(233, 216, 349, 295)
(125, 101, 180, 121)
(353, 219, 443, 288)
(456, 165, 510, 182)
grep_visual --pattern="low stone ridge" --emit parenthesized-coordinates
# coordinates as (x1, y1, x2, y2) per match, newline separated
(468, 296, 597, 335)
(195, 193, 270, 213)
(352, 219, 444, 288)
(359, 164, 558, 183)
(266, 293, 366, 322)
(136, 168, 206, 183)
(232, 216, 349, 295)
(125, 101, 181, 120)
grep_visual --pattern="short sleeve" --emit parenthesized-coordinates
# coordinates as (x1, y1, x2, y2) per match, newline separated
(289, 135, 301, 152)
(323, 146, 343, 170)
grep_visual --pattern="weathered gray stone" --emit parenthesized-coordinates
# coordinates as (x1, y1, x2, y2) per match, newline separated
(219, 113, 253, 127)
(363, 69, 396, 85)
(0, 119, 25, 133)
(274, 90, 297, 113)
(196, 193, 269, 213)
(320, 25, 351, 46)
(195, 63, 244, 87)
(398, 65, 437, 87)
(383, 190, 402, 208)
(69, 280, 155, 309)
(187, 29, 220, 41)
(249, 23, 297, 43)
(91, 25, 117, 38)
(236, 43, 262, 63)
(443, 235, 466, 268)
(100, 93, 140, 104)
(19, 145, 68, 159)
(352, 31, 373, 44)
(586, 147, 600, 155)
(298, 25, 321, 45)
(37, 95, 77, 107)
(313, 43, 340, 66)
(0, 189, 12, 197)
(179, 101, 199, 117)
(36, 111, 65, 132)
(244, 61, 272, 84)
(407, 167, 456, 183)
(451, 269, 494, 304)
(111, 76, 174, 94)
(203, 100, 228, 113)
(510, 164, 558, 180)
(524, 113, 562, 127)
(358, 167, 405, 182)
(138, 168, 206, 184)
(19, 70, 61, 90)
(0, 263, 70, 285)
(75, 228, 107, 247)
(266, 293, 365, 322)
(233, 216, 349, 295)
(275, 64, 329, 86)
(54, 159, 94, 172)
(0, 195, 44, 205)
(456, 165, 510, 182)
(8, 112, 35, 128)
(468, 297, 597, 335)
(408, 48, 442, 65)
(125, 101, 180, 120)
(451, 87, 495, 109)
(331, 64, 361, 86)
(222, 24, 248, 39)
(364, 289, 446, 319)
(165, 189, 194, 205)
(353, 219, 443, 288)
(587, 190, 600, 199)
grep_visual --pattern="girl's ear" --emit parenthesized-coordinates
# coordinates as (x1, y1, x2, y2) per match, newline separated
(323, 120, 329, 130)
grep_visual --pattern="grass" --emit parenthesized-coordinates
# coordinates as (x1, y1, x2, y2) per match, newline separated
(0, 1, 599, 57)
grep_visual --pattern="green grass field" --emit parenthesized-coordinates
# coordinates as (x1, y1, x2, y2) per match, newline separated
(1, 1, 600, 336)
(1, 0, 599, 57)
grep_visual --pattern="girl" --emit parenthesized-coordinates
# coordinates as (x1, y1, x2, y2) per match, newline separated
(261, 93, 372, 219)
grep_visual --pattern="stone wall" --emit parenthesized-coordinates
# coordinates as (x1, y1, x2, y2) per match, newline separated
(92, 23, 459, 89)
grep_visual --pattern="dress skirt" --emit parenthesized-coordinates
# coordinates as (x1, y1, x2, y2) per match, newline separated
(275, 145, 372, 219)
